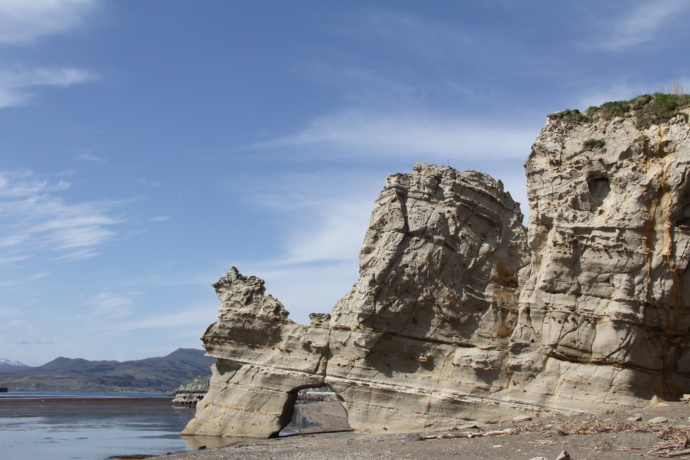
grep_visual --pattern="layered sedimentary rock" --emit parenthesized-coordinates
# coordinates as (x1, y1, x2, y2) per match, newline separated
(171, 376, 209, 406)
(183, 95, 690, 438)
(516, 101, 690, 412)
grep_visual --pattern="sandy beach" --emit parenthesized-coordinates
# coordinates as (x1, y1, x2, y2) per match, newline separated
(161, 401, 690, 460)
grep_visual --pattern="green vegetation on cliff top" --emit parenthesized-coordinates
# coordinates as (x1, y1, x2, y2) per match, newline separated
(549, 93, 690, 128)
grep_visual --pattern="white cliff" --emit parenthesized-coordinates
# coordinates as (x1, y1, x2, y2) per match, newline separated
(183, 94, 690, 438)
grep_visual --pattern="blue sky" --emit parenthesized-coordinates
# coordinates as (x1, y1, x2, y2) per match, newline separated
(1, 0, 689, 366)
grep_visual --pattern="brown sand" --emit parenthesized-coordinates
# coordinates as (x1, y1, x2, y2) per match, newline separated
(160, 401, 690, 460)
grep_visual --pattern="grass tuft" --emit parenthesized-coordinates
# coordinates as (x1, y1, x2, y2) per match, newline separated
(551, 93, 690, 128)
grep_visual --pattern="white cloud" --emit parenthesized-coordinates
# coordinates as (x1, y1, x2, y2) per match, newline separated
(0, 0, 100, 45)
(231, 262, 360, 325)
(279, 197, 372, 266)
(82, 291, 134, 319)
(150, 216, 170, 222)
(117, 307, 217, 330)
(0, 170, 124, 262)
(74, 151, 106, 163)
(0, 307, 21, 317)
(252, 110, 534, 160)
(598, 0, 689, 51)
(0, 67, 97, 109)
(136, 177, 161, 187)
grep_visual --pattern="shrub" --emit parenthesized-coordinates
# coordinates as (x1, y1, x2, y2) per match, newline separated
(548, 109, 591, 123)
(583, 139, 606, 150)
(555, 93, 690, 128)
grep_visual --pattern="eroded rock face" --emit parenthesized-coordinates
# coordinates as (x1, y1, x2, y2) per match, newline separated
(514, 111, 690, 413)
(325, 165, 530, 431)
(183, 103, 690, 438)
(182, 268, 329, 437)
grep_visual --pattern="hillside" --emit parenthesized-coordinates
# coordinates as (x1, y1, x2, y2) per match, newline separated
(0, 359, 28, 369)
(0, 348, 215, 393)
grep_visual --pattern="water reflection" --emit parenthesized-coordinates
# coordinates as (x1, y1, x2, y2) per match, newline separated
(0, 395, 196, 460)
(280, 405, 320, 436)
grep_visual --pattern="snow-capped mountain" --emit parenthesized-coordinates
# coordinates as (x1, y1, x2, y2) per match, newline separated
(0, 358, 29, 368)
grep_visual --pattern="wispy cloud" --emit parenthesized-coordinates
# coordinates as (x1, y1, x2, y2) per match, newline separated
(297, 64, 420, 107)
(0, 67, 97, 109)
(0, 1, 101, 109)
(136, 177, 161, 188)
(74, 150, 106, 163)
(81, 291, 134, 319)
(117, 307, 216, 330)
(355, 8, 474, 59)
(597, 0, 690, 51)
(0, 170, 124, 263)
(0, 0, 101, 45)
(279, 197, 372, 266)
(232, 262, 359, 325)
(0, 307, 21, 317)
(252, 110, 534, 160)
(16, 339, 55, 345)
(150, 216, 170, 222)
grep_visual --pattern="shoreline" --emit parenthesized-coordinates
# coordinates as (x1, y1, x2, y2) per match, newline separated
(159, 401, 690, 460)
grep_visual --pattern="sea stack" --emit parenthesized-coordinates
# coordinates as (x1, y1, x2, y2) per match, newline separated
(183, 94, 690, 438)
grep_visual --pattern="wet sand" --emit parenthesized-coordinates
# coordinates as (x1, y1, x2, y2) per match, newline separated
(0, 396, 177, 418)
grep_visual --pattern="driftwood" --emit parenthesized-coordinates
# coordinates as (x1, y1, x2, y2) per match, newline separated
(421, 428, 516, 440)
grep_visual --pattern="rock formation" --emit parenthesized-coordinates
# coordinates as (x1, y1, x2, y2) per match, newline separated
(183, 94, 690, 438)
(171, 376, 209, 406)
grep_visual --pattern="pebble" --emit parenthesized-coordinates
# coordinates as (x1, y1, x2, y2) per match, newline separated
(403, 433, 424, 442)
(556, 450, 572, 460)
(627, 415, 642, 421)
(513, 415, 532, 422)
(649, 416, 668, 424)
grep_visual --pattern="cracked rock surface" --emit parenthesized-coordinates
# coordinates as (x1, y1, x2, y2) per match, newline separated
(183, 104, 690, 438)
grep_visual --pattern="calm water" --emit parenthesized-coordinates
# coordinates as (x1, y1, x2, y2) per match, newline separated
(0, 391, 320, 459)
(0, 392, 199, 460)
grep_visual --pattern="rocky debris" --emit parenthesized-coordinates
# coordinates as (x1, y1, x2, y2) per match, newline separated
(649, 417, 669, 424)
(167, 401, 690, 460)
(171, 376, 209, 406)
(527, 454, 570, 460)
(295, 389, 339, 404)
(183, 94, 690, 439)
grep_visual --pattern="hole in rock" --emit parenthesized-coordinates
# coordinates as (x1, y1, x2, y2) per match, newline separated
(675, 204, 690, 230)
(278, 385, 351, 437)
(587, 176, 611, 208)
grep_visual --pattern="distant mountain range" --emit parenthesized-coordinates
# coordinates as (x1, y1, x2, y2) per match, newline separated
(0, 358, 29, 368)
(0, 348, 215, 393)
